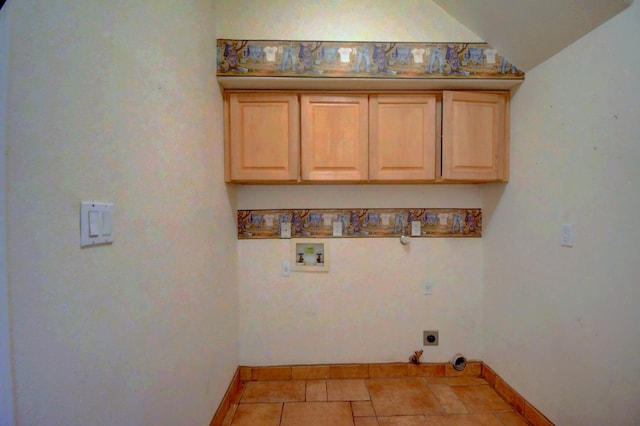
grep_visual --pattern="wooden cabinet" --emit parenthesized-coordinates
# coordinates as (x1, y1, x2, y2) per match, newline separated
(225, 92, 299, 182)
(369, 94, 438, 182)
(300, 94, 369, 182)
(225, 90, 509, 184)
(441, 91, 509, 182)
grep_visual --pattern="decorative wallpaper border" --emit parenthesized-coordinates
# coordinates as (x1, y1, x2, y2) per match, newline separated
(217, 39, 523, 80)
(238, 208, 481, 239)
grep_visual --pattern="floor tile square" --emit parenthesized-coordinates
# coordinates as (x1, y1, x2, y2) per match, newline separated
(281, 401, 354, 426)
(241, 380, 306, 403)
(328, 379, 371, 401)
(493, 411, 530, 426)
(306, 380, 327, 402)
(423, 413, 503, 426)
(367, 378, 442, 416)
(451, 385, 511, 413)
(230, 403, 282, 426)
(377, 415, 428, 425)
(429, 385, 468, 414)
(352, 401, 376, 417)
(355, 417, 380, 426)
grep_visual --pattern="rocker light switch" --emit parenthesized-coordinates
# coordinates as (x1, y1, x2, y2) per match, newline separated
(88, 211, 100, 237)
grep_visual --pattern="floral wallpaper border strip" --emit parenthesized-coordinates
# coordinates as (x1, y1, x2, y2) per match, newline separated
(217, 39, 523, 80)
(238, 208, 482, 239)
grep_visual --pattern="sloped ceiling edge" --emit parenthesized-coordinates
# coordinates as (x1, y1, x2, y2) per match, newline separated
(433, 0, 633, 72)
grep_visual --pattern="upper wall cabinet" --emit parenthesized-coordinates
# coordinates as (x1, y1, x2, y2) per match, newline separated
(225, 92, 299, 182)
(301, 95, 369, 182)
(369, 94, 438, 182)
(224, 91, 509, 184)
(441, 91, 509, 182)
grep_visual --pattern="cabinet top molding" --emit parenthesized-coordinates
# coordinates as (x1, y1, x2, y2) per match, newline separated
(217, 39, 524, 90)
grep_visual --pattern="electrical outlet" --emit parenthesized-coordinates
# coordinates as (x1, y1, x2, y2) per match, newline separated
(411, 221, 422, 236)
(281, 259, 291, 276)
(560, 223, 573, 247)
(280, 222, 291, 239)
(423, 330, 439, 346)
(332, 221, 343, 237)
(423, 281, 433, 295)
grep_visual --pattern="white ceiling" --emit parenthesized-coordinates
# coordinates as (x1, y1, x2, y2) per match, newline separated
(433, 0, 633, 71)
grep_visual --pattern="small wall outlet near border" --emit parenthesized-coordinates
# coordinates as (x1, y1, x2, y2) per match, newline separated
(280, 222, 291, 239)
(281, 259, 291, 276)
(423, 330, 439, 346)
(560, 223, 574, 247)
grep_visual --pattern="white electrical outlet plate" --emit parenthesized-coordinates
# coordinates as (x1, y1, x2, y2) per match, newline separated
(560, 223, 574, 247)
(411, 221, 421, 236)
(281, 259, 291, 276)
(332, 221, 342, 237)
(280, 222, 291, 239)
(423, 282, 434, 295)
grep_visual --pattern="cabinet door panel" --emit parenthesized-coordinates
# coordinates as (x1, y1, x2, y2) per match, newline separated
(228, 93, 299, 181)
(442, 91, 509, 182)
(370, 95, 437, 181)
(301, 95, 368, 181)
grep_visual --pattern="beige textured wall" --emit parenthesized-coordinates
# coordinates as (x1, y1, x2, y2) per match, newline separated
(483, 1, 640, 424)
(220, 1, 487, 366)
(237, 186, 485, 365)
(7, 1, 237, 425)
(217, 0, 482, 42)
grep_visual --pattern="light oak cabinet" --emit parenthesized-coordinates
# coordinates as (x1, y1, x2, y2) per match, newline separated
(225, 92, 299, 182)
(301, 94, 368, 182)
(369, 94, 438, 182)
(224, 90, 509, 183)
(442, 91, 509, 182)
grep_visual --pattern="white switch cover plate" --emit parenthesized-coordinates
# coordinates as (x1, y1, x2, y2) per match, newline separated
(332, 221, 343, 237)
(411, 221, 422, 236)
(280, 222, 291, 239)
(560, 223, 574, 247)
(281, 259, 291, 276)
(423, 282, 434, 295)
(80, 202, 114, 247)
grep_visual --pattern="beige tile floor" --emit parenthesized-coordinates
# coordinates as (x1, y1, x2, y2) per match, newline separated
(222, 376, 530, 425)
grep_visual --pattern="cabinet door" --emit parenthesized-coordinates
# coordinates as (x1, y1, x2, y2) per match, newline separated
(369, 94, 437, 181)
(227, 93, 299, 182)
(442, 91, 509, 182)
(300, 94, 368, 181)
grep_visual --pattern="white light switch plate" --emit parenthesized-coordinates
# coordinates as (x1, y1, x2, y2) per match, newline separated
(280, 222, 291, 238)
(411, 221, 422, 236)
(80, 202, 114, 247)
(332, 221, 343, 237)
